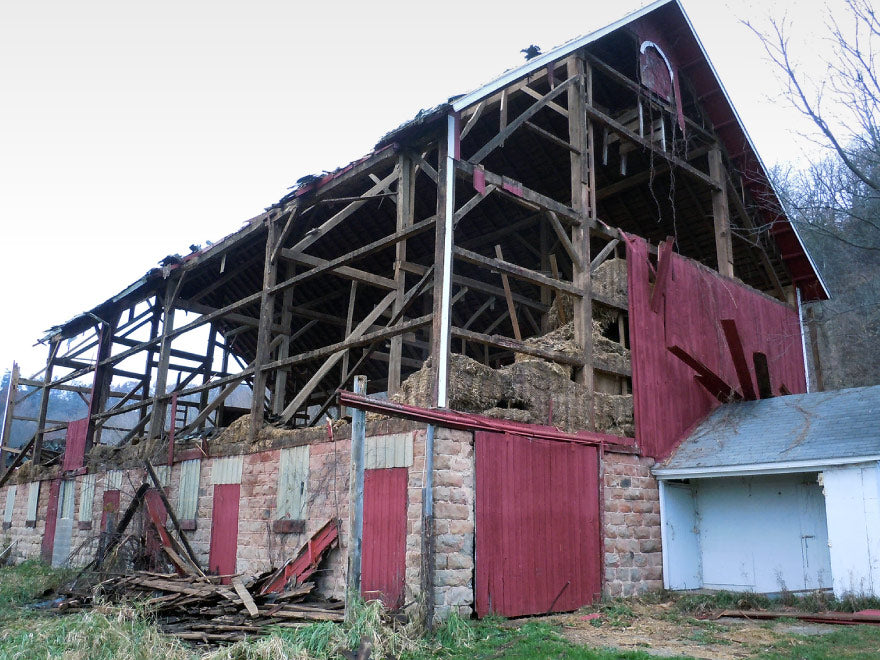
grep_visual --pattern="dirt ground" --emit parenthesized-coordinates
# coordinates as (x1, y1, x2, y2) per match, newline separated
(538, 602, 840, 659)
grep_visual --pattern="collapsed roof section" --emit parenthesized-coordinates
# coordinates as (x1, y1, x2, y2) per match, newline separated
(2, 0, 825, 476)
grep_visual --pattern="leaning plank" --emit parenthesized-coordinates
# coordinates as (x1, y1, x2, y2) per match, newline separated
(668, 345, 742, 403)
(494, 245, 522, 341)
(145, 461, 204, 575)
(232, 578, 259, 617)
(720, 319, 758, 400)
(277, 291, 396, 423)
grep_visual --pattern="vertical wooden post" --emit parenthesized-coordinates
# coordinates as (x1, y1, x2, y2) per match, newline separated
(346, 374, 367, 616)
(198, 324, 218, 430)
(569, 54, 595, 407)
(272, 266, 295, 416)
(0, 363, 20, 461)
(388, 151, 414, 396)
(85, 313, 119, 452)
(250, 217, 279, 441)
(431, 116, 457, 407)
(340, 281, 358, 390)
(34, 339, 60, 463)
(709, 148, 734, 278)
(149, 281, 177, 440)
(140, 300, 162, 423)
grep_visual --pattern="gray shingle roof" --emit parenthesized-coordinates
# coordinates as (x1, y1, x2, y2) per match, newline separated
(658, 385, 880, 472)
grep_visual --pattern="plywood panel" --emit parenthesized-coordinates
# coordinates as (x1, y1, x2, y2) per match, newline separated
(475, 432, 600, 617)
(209, 483, 240, 579)
(625, 234, 807, 459)
(277, 445, 309, 520)
(362, 467, 408, 609)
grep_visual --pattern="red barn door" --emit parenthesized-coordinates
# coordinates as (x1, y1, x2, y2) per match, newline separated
(208, 483, 240, 579)
(475, 431, 601, 617)
(362, 467, 408, 609)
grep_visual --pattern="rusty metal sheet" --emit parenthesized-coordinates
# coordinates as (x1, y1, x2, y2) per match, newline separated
(475, 431, 601, 617)
(362, 467, 408, 610)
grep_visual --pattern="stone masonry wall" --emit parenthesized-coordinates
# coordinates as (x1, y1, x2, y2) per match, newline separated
(603, 451, 663, 596)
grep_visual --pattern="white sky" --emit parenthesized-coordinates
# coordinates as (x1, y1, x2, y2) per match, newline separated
(0, 0, 838, 375)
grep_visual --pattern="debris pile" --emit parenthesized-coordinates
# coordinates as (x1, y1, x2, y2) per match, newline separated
(55, 571, 343, 644)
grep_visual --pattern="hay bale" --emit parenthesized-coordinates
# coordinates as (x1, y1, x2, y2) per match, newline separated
(498, 359, 592, 432)
(593, 257, 628, 307)
(393, 354, 507, 413)
(594, 392, 635, 437)
(481, 407, 535, 424)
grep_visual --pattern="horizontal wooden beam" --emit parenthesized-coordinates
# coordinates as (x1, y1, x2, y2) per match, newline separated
(280, 252, 397, 290)
(453, 246, 583, 297)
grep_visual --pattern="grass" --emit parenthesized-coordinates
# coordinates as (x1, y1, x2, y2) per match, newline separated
(2, 562, 880, 659)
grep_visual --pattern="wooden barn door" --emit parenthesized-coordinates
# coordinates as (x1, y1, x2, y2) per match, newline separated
(208, 456, 243, 580)
(362, 467, 408, 609)
(475, 431, 601, 617)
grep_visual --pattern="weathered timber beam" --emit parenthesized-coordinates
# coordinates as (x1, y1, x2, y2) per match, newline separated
(272, 217, 436, 297)
(583, 103, 720, 191)
(455, 160, 583, 225)
(590, 239, 619, 272)
(113, 337, 207, 363)
(398, 260, 547, 312)
(450, 327, 585, 366)
(595, 144, 713, 201)
(452, 246, 583, 297)
(545, 211, 583, 271)
(524, 120, 580, 153)
(468, 74, 578, 165)
(288, 165, 401, 254)
(279, 251, 396, 290)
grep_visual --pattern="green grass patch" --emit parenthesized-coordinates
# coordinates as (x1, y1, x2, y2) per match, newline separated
(754, 625, 880, 659)
(0, 560, 73, 609)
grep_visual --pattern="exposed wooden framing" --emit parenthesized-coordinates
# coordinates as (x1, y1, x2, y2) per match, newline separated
(288, 165, 400, 255)
(459, 100, 485, 140)
(280, 252, 396, 290)
(141, 301, 162, 422)
(33, 339, 59, 462)
(493, 245, 522, 341)
(148, 279, 179, 440)
(276, 216, 436, 296)
(113, 336, 207, 364)
(570, 54, 595, 401)
(95, 376, 147, 430)
(545, 211, 583, 270)
(431, 118, 455, 408)
(452, 187, 495, 228)
(178, 363, 254, 436)
(269, 204, 300, 265)
(459, 214, 540, 251)
(453, 246, 583, 297)
(85, 313, 120, 451)
(708, 148, 734, 278)
(0, 363, 20, 460)
(0, 436, 34, 490)
(451, 327, 585, 366)
(339, 281, 358, 391)
(399, 261, 547, 313)
(414, 152, 439, 184)
(188, 254, 262, 305)
(455, 160, 582, 225)
(520, 84, 569, 118)
(271, 275, 296, 417)
(469, 75, 577, 165)
(590, 239, 619, 272)
(524, 120, 580, 153)
(277, 290, 396, 423)
(250, 216, 280, 441)
(583, 103, 719, 191)
(389, 152, 414, 395)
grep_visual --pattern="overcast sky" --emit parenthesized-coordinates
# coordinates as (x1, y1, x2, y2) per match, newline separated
(0, 0, 837, 375)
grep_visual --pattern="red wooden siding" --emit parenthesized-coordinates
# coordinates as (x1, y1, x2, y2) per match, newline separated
(101, 489, 120, 532)
(40, 479, 61, 563)
(475, 432, 601, 617)
(625, 234, 807, 459)
(362, 467, 408, 609)
(208, 483, 240, 579)
(144, 488, 169, 569)
(62, 418, 88, 471)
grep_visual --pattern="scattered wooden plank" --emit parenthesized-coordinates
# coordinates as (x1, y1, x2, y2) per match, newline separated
(232, 578, 259, 618)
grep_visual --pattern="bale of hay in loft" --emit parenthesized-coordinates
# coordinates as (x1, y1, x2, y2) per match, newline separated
(594, 392, 634, 437)
(392, 353, 507, 413)
(497, 359, 592, 432)
(592, 257, 628, 307)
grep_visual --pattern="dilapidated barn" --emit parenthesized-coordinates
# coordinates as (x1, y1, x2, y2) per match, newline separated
(0, 0, 832, 622)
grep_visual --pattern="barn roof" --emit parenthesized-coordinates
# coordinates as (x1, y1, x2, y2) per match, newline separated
(654, 385, 880, 479)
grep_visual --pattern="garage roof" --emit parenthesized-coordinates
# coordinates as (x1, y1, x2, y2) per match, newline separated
(654, 385, 880, 478)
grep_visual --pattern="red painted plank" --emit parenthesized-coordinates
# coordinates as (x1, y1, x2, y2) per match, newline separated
(362, 467, 408, 610)
(209, 483, 240, 580)
(624, 233, 807, 459)
(721, 318, 758, 400)
(40, 479, 61, 563)
(260, 519, 339, 594)
(144, 489, 171, 572)
(62, 418, 89, 471)
(475, 432, 600, 617)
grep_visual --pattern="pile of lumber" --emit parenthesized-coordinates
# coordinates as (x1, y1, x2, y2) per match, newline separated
(55, 569, 343, 643)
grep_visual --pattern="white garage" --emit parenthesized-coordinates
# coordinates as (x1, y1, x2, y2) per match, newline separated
(654, 385, 880, 598)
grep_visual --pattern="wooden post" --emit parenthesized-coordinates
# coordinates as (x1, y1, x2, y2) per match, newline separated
(0, 363, 20, 461)
(250, 217, 279, 441)
(85, 314, 119, 452)
(346, 374, 367, 616)
(34, 339, 59, 462)
(197, 324, 218, 430)
(388, 151, 414, 396)
(272, 267, 295, 416)
(569, 54, 595, 406)
(149, 281, 178, 440)
(431, 117, 457, 407)
(340, 281, 358, 391)
(709, 148, 734, 278)
(140, 301, 162, 423)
